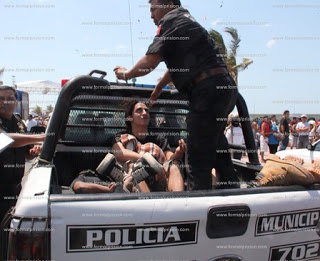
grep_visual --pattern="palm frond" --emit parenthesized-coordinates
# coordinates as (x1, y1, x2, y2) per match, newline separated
(224, 27, 241, 56)
(208, 29, 227, 61)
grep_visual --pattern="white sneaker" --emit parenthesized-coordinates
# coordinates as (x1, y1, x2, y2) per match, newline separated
(96, 153, 125, 182)
(130, 153, 164, 185)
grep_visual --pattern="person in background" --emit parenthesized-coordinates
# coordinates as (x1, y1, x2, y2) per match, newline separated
(268, 123, 279, 154)
(279, 110, 290, 151)
(251, 120, 259, 151)
(0, 86, 46, 222)
(308, 120, 317, 144)
(260, 116, 270, 163)
(296, 114, 310, 149)
(316, 119, 320, 141)
(225, 116, 244, 160)
(290, 117, 298, 149)
(270, 115, 277, 126)
(25, 114, 38, 132)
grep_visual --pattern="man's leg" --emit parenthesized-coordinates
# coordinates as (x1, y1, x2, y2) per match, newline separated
(279, 136, 288, 151)
(283, 136, 289, 150)
(187, 74, 238, 190)
(297, 137, 302, 149)
(302, 137, 309, 148)
(187, 110, 215, 190)
(166, 160, 184, 192)
(293, 136, 298, 149)
(260, 136, 267, 163)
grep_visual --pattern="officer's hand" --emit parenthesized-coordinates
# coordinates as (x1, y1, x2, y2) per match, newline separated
(149, 88, 162, 107)
(113, 66, 128, 80)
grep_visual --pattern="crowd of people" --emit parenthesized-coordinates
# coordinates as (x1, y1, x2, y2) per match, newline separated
(225, 110, 320, 163)
(24, 113, 50, 133)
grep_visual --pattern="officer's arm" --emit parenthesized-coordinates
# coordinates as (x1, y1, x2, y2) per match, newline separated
(123, 54, 163, 79)
(157, 70, 171, 88)
(8, 133, 46, 148)
(150, 70, 171, 104)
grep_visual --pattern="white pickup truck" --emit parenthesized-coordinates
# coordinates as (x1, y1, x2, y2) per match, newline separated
(1, 71, 320, 261)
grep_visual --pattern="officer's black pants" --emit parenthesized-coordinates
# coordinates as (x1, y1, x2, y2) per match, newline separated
(187, 73, 238, 190)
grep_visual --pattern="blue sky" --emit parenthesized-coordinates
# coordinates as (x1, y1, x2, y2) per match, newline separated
(1, 0, 319, 114)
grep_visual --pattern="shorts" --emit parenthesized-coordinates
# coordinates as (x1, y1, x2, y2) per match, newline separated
(260, 136, 269, 152)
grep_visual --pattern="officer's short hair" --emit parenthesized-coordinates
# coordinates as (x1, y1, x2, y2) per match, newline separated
(149, 0, 181, 7)
(0, 85, 18, 100)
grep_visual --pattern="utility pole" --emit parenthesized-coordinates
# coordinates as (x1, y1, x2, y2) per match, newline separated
(12, 75, 17, 89)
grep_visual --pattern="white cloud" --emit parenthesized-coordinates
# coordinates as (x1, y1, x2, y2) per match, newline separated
(115, 44, 127, 51)
(211, 19, 221, 27)
(266, 39, 276, 48)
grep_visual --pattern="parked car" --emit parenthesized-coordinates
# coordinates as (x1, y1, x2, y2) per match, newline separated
(276, 139, 320, 163)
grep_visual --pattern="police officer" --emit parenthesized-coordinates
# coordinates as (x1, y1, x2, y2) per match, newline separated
(114, 0, 238, 190)
(0, 86, 45, 222)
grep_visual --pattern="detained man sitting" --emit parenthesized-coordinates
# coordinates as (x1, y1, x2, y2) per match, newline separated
(71, 101, 186, 193)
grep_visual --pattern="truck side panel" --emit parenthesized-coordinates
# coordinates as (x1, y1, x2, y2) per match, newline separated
(50, 190, 320, 261)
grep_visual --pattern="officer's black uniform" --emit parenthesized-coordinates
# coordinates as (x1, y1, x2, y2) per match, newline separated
(146, 7, 238, 190)
(0, 115, 29, 221)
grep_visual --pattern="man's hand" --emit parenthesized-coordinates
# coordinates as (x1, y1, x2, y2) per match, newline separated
(113, 66, 128, 80)
(174, 139, 187, 160)
(106, 182, 117, 193)
(29, 144, 41, 157)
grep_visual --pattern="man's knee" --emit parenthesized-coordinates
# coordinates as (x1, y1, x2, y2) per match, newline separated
(167, 160, 183, 176)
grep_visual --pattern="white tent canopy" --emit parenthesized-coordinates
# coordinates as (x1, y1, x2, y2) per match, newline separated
(17, 80, 61, 94)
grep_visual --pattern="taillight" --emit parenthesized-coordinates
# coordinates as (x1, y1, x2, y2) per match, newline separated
(61, 79, 69, 87)
(7, 217, 50, 260)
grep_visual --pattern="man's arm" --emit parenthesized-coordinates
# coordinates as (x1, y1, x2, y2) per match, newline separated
(166, 139, 187, 161)
(114, 54, 163, 80)
(73, 181, 116, 194)
(7, 133, 46, 148)
(296, 123, 309, 133)
(112, 142, 141, 162)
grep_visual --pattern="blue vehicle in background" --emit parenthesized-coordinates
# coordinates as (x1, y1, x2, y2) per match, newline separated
(14, 89, 29, 120)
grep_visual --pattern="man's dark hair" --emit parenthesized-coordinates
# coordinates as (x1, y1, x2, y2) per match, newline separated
(123, 100, 149, 131)
(0, 85, 18, 99)
(283, 110, 289, 115)
(149, 0, 181, 7)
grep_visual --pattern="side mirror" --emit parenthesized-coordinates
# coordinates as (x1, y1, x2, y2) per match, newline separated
(307, 143, 315, 151)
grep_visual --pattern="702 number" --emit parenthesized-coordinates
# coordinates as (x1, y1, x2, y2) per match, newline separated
(277, 242, 319, 261)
